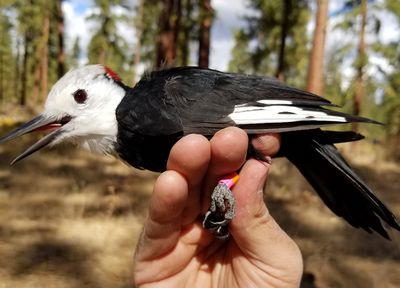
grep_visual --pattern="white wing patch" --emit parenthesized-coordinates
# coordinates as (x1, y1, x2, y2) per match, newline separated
(257, 100, 292, 105)
(229, 105, 346, 124)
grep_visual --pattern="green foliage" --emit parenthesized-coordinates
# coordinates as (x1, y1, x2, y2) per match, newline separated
(137, 0, 202, 68)
(87, 0, 132, 81)
(178, 0, 200, 66)
(228, 0, 310, 87)
(0, 9, 16, 102)
(228, 30, 252, 73)
(325, 1, 390, 138)
(369, 0, 400, 137)
(68, 37, 81, 69)
(324, 45, 349, 107)
(383, 1, 400, 137)
(0, 0, 397, 144)
(386, 0, 400, 18)
(135, 0, 162, 66)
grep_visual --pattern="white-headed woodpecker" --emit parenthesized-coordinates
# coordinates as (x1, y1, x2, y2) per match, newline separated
(0, 65, 399, 239)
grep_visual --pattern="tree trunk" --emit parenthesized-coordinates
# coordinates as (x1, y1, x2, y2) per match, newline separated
(31, 55, 41, 104)
(352, 0, 367, 132)
(0, 30, 4, 102)
(306, 0, 329, 95)
(56, 0, 65, 78)
(275, 0, 291, 82)
(15, 37, 21, 104)
(198, 0, 213, 68)
(20, 34, 29, 106)
(156, 0, 181, 67)
(40, 14, 50, 102)
(32, 12, 50, 104)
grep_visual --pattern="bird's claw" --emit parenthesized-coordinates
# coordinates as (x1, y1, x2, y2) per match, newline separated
(203, 183, 236, 240)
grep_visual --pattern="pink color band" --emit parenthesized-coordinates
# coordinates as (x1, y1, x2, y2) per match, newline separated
(218, 173, 239, 189)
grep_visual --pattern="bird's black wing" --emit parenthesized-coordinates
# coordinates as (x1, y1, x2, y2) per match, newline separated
(119, 67, 377, 136)
(116, 67, 400, 238)
(281, 130, 400, 238)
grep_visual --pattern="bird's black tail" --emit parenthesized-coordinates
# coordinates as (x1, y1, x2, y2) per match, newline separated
(280, 130, 400, 239)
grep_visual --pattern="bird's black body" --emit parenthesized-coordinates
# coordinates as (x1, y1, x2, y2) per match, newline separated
(115, 66, 400, 238)
(1, 65, 397, 239)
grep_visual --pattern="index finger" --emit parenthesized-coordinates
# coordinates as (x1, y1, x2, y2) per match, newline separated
(137, 134, 211, 260)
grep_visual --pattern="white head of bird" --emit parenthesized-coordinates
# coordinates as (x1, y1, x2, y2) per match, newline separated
(0, 65, 126, 163)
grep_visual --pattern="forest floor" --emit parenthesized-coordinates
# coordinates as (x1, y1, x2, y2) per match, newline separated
(0, 113, 400, 288)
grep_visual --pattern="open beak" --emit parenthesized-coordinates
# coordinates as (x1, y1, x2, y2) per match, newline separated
(0, 114, 71, 164)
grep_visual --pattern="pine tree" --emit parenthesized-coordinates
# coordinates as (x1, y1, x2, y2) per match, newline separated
(48, 0, 65, 86)
(330, 0, 383, 133)
(55, 0, 65, 78)
(68, 37, 81, 69)
(87, 0, 128, 73)
(276, 0, 291, 82)
(0, 9, 16, 103)
(136, 0, 162, 67)
(307, 0, 329, 95)
(10, 0, 64, 106)
(377, 0, 400, 142)
(198, 0, 213, 68)
(228, 0, 310, 87)
(135, 0, 210, 70)
(352, 0, 368, 132)
(133, 0, 145, 82)
(29, 0, 54, 104)
(179, 0, 196, 66)
(155, 0, 182, 67)
(15, 0, 43, 106)
(228, 30, 252, 73)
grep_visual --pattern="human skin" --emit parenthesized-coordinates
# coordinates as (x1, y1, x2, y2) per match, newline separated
(133, 127, 303, 288)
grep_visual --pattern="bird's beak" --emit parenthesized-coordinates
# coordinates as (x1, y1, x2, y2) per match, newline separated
(0, 114, 71, 164)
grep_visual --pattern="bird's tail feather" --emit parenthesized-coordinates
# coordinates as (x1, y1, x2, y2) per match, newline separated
(280, 130, 400, 239)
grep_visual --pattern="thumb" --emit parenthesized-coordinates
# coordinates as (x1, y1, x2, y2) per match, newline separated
(230, 144, 302, 277)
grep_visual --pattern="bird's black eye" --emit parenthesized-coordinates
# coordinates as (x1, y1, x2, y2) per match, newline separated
(73, 89, 87, 104)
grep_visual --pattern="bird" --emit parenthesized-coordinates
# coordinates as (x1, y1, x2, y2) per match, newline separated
(0, 64, 399, 239)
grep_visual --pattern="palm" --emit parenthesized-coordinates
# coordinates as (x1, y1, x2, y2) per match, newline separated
(133, 128, 302, 287)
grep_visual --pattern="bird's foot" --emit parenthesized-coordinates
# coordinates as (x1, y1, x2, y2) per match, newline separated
(203, 173, 238, 240)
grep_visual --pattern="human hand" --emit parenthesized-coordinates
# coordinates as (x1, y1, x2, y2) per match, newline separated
(133, 127, 303, 287)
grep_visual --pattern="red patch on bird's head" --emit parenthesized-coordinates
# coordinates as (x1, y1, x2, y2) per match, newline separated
(104, 66, 121, 82)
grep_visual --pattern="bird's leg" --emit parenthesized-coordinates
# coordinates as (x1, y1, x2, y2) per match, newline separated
(203, 173, 239, 239)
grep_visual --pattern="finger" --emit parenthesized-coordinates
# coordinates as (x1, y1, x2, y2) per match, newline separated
(167, 134, 211, 186)
(231, 159, 302, 270)
(201, 127, 248, 213)
(230, 133, 280, 233)
(138, 134, 211, 259)
(167, 134, 211, 224)
(137, 170, 188, 260)
(251, 133, 281, 158)
(230, 159, 270, 234)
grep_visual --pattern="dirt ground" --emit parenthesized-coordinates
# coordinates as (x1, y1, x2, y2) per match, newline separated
(0, 124, 399, 287)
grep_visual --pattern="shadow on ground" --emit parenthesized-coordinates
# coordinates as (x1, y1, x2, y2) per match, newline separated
(267, 157, 400, 288)
(0, 132, 399, 287)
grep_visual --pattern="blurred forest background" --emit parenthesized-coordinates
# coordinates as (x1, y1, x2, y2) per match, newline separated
(0, 0, 400, 287)
(0, 0, 399, 143)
